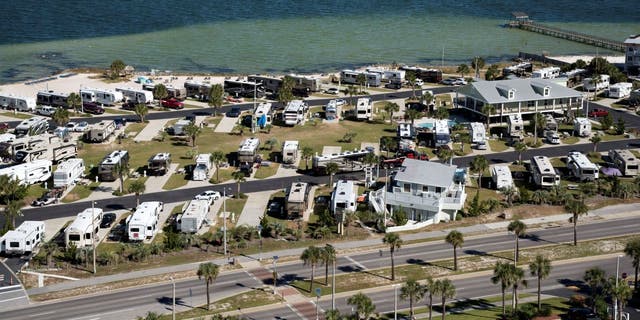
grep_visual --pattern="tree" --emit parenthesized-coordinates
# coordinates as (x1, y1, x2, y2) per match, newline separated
(404, 108, 422, 126)
(383, 102, 400, 124)
(584, 267, 606, 313)
(514, 142, 527, 164)
(507, 220, 527, 264)
(615, 117, 626, 135)
(356, 73, 367, 93)
(401, 279, 424, 319)
(608, 275, 633, 320)
(183, 123, 201, 147)
(208, 84, 224, 116)
(109, 60, 125, 79)
(485, 64, 500, 81)
(509, 264, 527, 312)
(434, 106, 449, 120)
(127, 179, 146, 206)
(321, 244, 336, 286)
(114, 161, 129, 194)
(382, 232, 403, 281)
(624, 238, 640, 291)
(406, 72, 417, 98)
(471, 56, 485, 73)
(210, 151, 226, 183)
(197, 262, 220, 310)
(380, 136, 395, 157)
(491, 261, 514, 319)
(134, 103, 148, 123)
(590, 135, 602, 152)
(278, 76, 295, 106)
(423, 276, 436, 320)
(470, 155, 488, 196)
(600, 113, 613, 130)
(533, 112, 545, 144)
(301, 146, 314, 171)
(456, 64, 470, 78)
(52, 107, 70, 127)
(231, 171, 245, 198)
(529, 255, 552, 311)
(363, 153, 378, 168)
(325, 162, 339, 187)
(41, 241, 58, 268)
(67, 92, 82, 114)
(325, 309, 341, 320)
(565, 199, 588, 246)
(347, 292, 375, 320)
(437, 147, 453, 165)
(481, 104, 495, 129)
(445, 230, 464, 271)
(433, 279, 456, 320)
(501, 186, 518, 207)
(345, 85, 358, 105)
(301, 246, 322, 292)
(152, 83, 168, 103)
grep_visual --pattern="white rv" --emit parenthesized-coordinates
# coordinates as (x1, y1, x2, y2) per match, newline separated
(609, 149, 640, 177)
(283, 100, 308, 126)
(84, 120, 116, 143)
(286, 182, 308, 218)
(491, 165, 514, 190)
(178, 199, 210, 233)
(531, 67, 561, 79)
(14, 141, 76, 163)
(583, 74, 610, 91)
(325, 100, 339, 120)
(98, 150, 130, 181)
(530, 156, 560, 188)
(0, 94, 36, 112)
(0, 160, 52, 185)
(433, 119, 451, 147)
(14, 116, 50, 137)
(148, 153, 171, 176)
(116, 87, 154, 104)
(468, 122, 486, 143)
(397, 123, 415, 139)
(339, 70, 381, 87)
(573, 117, 591, 137)
(254, 102, 273, 128)
(65, 208, 103, 248)
(608, 82, 633, 99)
(312, 149, 372, 174)
(36, 90, 69, 108)
(127, 201, 164, 241)
(567, 152, 599, 181)
(192, 153, 212, 181)
(0, 221, 45, 255)
(54, 158, 85, 188)
(507, 114, 524, 138)
(282, 140, 299, 164)
(330, 180, 357, 215)
(0, 134, 49, 157)
(81, 88, 123, 106)
(238, 137, 260, 163)
(355, 97, 373, 120)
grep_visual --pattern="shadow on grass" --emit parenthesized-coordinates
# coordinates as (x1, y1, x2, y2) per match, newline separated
(525, 233, 562, 245)
(464, 249, 507, 260)
(406, 258, 451, 270)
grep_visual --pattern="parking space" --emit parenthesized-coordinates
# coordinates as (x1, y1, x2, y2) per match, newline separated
(236, 191, 274, 227)
(134, 118, 171, 142)
(214, 115, 238, 133)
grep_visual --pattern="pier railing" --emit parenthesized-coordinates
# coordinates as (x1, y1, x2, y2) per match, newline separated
(510, 21, 625, 52)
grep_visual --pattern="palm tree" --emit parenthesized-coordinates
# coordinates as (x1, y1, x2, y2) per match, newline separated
(481, 104, 495, 129)
(231, 171, 245, 198)
(210, 151, 226, 183)
(584, 267, 606, 313)
(501, 186, 517, 207)
(325, 162, 339, 187)
(445, 230, 464, 271)
(404, 108, 422, 126)
(529, 255, 552, 311)
(533, 112, 545, 144)
(208, 84, 225, 116)
(401, 279, 424, 319)
(362, 153, 378, 168)
(347, 292, 375, 320)
(624, 238, 640, 291)
(67, 92, 81, 114)
(134, 103, 148, 123)
(437, 147, 453, 165)
(152, 83, 168, 104)
(321, 244, 336, 285)
(406, 72, 417, 98)
(278, 76, 295, 105)
(608, 275, 633, 320)
(510, 264, 527, 312)
(0, 175, 28, 204)
(41, 241, 58, 268)
(434, 278, 456, 320)
(197, 262, 220, 311)
(109, 59, 126, 79)
(52, 107, 70, 127)
(382, 232, 403, 281)
(456, 64, 470, 78)
(356, 73, 367, 93)
(491, 261, 514, 319)
(507, 220, 527, 265)
(590, 135, 602, 152)
(423, 276, 435, 320)
(301, 246, 322, 292)
(301, 146, 314, 171)
(114, 162, 128, 194)
(485, 64, 500, 81)
(127, 179, 146, 206)
(514, 142, 527, 164)
(565, 199, 588, 246)
(325, 309, 341, 320)
(183, 123, 201, 147)
(470, 155, 488, 195)
(383, 102, 400, 124)
(434, 106, 449, 120)
(380, 136, 395, 157)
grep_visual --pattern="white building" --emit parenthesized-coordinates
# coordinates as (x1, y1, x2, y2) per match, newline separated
(65, 208, 103, 248)
(567, 151, 599, 181)
(491, 165, 514, 190)
(282, 140, 299, 164)
(0, 221, 45, 255)
(624, 34, 640, 74)
(127, 201, 164, 241)
(178, 199, 210, 233)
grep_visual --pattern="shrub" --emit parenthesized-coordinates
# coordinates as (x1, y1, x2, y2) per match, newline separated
(569, 294, 587, 307)
(392, 209, 408, 226)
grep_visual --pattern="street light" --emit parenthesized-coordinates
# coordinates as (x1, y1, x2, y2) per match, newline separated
(315, 288, 322, 320)
(615, 255, 623, 320)
(257, 225, 263, 261)
(170, 276, 176, 320)
(393, 283, 399, 320)
(91, 201, 97, 274)
(272, 255, 279, 295)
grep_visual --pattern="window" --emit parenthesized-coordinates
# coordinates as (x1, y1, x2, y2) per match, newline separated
(527, 101, 535, 108)
(9, 242, 19, 248)
(26, 241, 30, 245)
(543, 88, 549, 96)
(403, 184, 410, 192)
(147, 226, 152, 230)
(130, 228, 140, 232)
(85, 232, 92, 239)
(69, 234, 80, 241)
(508, 90, 514, 99)
(422, 185, 429, 192)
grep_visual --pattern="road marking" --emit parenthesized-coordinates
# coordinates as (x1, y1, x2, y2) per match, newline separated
(28, 311, 56, 317)
(0, 295, 28, 303)
(345, 256, 367, 270)
(287, 303, 309, 320)
(68, 307, 136, 320)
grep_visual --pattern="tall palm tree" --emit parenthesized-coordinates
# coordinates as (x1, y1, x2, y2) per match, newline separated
(301, 246, 322, 292)
(356, 73, 366, 93)
(437, 147, 453, 165)
(347, 292, 375, 320)
(491, 261, 514, 319)
(41, 241, 58, 268)
(533, 112, 545, 144)
(67, 92, 81, 114)
(507, 220, 527, 265)
(434, 106, 449, 120)
(509, 264, 527, 312)
(231, 171, 246, 198)
(608, 275, 633, 320)
(565, 199, 588, 246)
(114, 162, 129, 194)
(134, 103, 148, 123)
(301, 146, 314, 171)
(404, 108, 422, 126)
(321, 244, 336, 285)
(400, 279, 424, 319)
(445, 230, 464, 271)
(382, 232, 403, 281)
(210, 151, 226, 183)
(127, 179, 146, 206)
(52, 107, 70, 127)
(481, 104, 495, 130)
(590, 135, 602, 153)
(383, 102, 400, 124)
(183, 123, 201, 147)
(362, 153, 378, 168)
(197, 262, 220, 311)
(470, 155, 488, 195)
(514, 142, 527, 165)
(208, 84, 224, 116)
(501, 186, 517, 207)
(325, 162, 339, 187)
(380, 136, 396, 157)
(529, 255, 552, 311)
(584, 267, 606, 312)
(405, 72, 417, 98)
(423, 276, 435, 320)
(434, 278, 456, 320)
(624, 238, 640, 291)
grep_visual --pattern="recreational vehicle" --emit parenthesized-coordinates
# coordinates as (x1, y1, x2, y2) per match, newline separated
(283, 100, 308, 126)
(544, 114, 558, 131)
(224, 79, 265, 98)
(331, 180, 357, 216)
(609, 149, 640, 177)
(397, 123, 415, 139)
(116, 87, 154, 104)
(84, 120, 116, 143)
(0, 160, 52, 185)
(491, 165, 514, 190)
(247, 75, 282, 94)
(254, 102, 273, 128)
(468, 122, 486, 144)
(507, 114, 524, 139)
(14, 116, 49, 137)
(14, 141, 77, 163)
(282, 140, 299, 164)
(0, 221, 45, 255)
(339, 70, 381, 87)
(148, 153, 171, 176)
(325, 100, 338, 120)
(0, 134, 49, 158)
(0, 94, 36, 112)
(65, 208, 103, 248)
(170, 119, 192, 136)
(80, 88, 123, 105)
(608, 82, 633, 99)
(54, 158, 85, 188)
(573, 117, 591, 137)
(192, 153, 212, 181)
(583, 74, 610, 91)
(36, 90, 69, 108)
(166, 87, 187, 100)
(433, 119, 451, 147)
(530, 156, 560, 188)
(399, 66, 443, 83)
(531, 67, 561, 79)
(98, 150, 130, 181)
(238, 138, 260, 163)
(355, 97, 373, 120)
(312, 149, 372, 174)
(178, 199, 210, 233)
(567, 152, 599, 181)
(127, 201, 164, 241)
(289, 74, 321, 94)
(183, 81, 212, 100)
(502, 62, 533, 77)
(286, 182, 308, 218)
(0, 133, 15, 144)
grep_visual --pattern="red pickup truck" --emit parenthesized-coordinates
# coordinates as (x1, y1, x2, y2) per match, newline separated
(588, 108, 608, 117)
(161, 98, 184, 109)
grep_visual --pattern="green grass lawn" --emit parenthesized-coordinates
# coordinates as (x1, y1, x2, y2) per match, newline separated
(452, 142, 472, 156)
(124, 122, 148, 136)
(562, 136, 579, 144)
(103, 108, 132, 115)
(488, 139, 509, 152)
(220, 198, 247, 216)
(210, 167, 235, 184)
(601, 133, 626, 141)
(0, 112, 32, 119)
(62, 181, 100, 203)
(254, 163, 279, 179)
(162, 172, 189, 190)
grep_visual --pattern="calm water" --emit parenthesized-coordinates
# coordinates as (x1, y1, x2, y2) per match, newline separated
(0, 0, 638, 84)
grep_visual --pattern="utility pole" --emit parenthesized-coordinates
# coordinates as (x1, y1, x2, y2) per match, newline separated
(272, 255, 279, 295)
(223, 188, 228, 259)
(170, 276, 176, 320)
(91, 201, 97, 274)
(330, 244, 336, 310)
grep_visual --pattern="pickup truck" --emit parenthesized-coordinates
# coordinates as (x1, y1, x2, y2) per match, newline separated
(588, 108, 608, 117)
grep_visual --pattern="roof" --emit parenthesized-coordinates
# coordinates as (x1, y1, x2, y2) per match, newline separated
(239, 138, 260, 152)
(394, 158, 457, 188)
(182, 199, 209, 219)
(511, 11, 529, 19)
(624, 34, 640, 45)
(568, 152, 597, 169)
(457, 79, 582, 104)
(469, 122, 485, 132)
(68, 208, 103, 232)
(56, 158, 84, 172)
(150, 153, 171, 161)
(129, 201, 162, 225)
(287, 182, 308, 203)
(282, 140, 299, 150)
(102, 150, 127, 165)
(333, 180, 355, 203)
(195, 154, 210, 163)
(284, 100, 306, 112)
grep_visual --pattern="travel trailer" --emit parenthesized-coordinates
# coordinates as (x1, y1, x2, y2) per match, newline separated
(283, 100, 308, 126)
(530, 156, 560, 188)
(609, 149, 640, 177)
(573, 117, 591, 137)
(0, 160, 52, 185)
(288, 74, 321, 94)
(0, 221, 45, 255)
(468, 122, 486, 144)
(502, 62, 533, 77)
(355, 97, 373, 120)
(286, 182, 308, 218)
(192, 153, 211, 181)
(14, 141, 76, 163)
(491, 165, 514, 190)
(281, 140, 299, 164)
(170, 119, 192, 136)
(330, 180, 357, 215)
(148, 153, 171, 176)
(65, 208, 103, 248)
(325, 100, 338, 120)
(0, 94, 36, 112)
(397, 123, 415, 139)
(80, 88, 123, 106)
(0, 134, 50, 158)
(531, 67, 561, 79)
(507, 114, 524, 139)
(254, 102, 273, 129)
(247, 75, 282, 94)
(608, 82, 633, 99)
(14, 116, 49, 137)
(340, 70, 381, 87)
(583, 74, 610, 91)
(178, 199, 210, 233)
(238, 137, 260, 163)
(36, 90, 69, 108)
(116, 87, 154, 104)
(567, 152, 599, 181)
(53, 158, 85, 188)
(166, 87, 187, 100)
(98, 150, 129, 181)
(84, 120, 116, 143)
(433, 119, 451, 147)
(312, 149, 372, 174)
(224, 79, 265, 98)
(399, 66, 443, 83)
(183, 81, 212, 100)
(127, 201, 164, 241)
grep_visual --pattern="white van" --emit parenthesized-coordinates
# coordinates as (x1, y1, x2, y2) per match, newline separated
(36, 105, 56, 117)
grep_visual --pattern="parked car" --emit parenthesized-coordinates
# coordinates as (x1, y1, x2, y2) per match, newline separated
(100, 212, 116, 228)
(324, 88, 339, 95)
(32, 194, 57, 207)
(74, 121, 89, 132)
(334, 99, 346, 107)
(65, 121, 78, 131)
(567, 307, 600, 320)
(414, 78, 424, 86)
(161, 98, 184, 109)
(441, 78, 457, 85)
(36, 105, 56, 116)
(267, 200, 284, 216)
(385, 82, 402, 89)
(588, 108, 609, 118)
(226, 107, 242, 117)
(83, 102, 105, 115)
(121, 101, 136, 110)
(453, 78, 467, 85)
(194, 190, 221, 205)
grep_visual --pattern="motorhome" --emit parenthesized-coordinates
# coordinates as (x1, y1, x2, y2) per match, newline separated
(325, 100, 338, 120)
(282, 140, 299, 164)
(170, 119, 192, 136)
(609, 149, 640, 177)
(178, 199, 210, 233)
(0, 221, 45, 255)
(84, 120, 116, 143)
(283, 100, 308, 126)
(468, 122, 486, 144)
(254, 102, 273, 129)
(397, 123, 415, 139)
(183, 81, 212, 100)
(340, 70, 381, 87)
(238, 138, 260, 163)
(14, 116, 49, 137)
(166, 87, 187, 100)
(502, 62, 533, 77)
(286, 182, 308, 218)
(567, 151, 599, 181)
(330, 180, 357, 216)
(433, 119, 451, 147)
(355, 97, 373, 120)
(65, 208, 103, 248)
(573, 117, 591, 137)
(530, 156, 560, 188)
(247, 75, 282, 94)
(531, 67, 561, 79)
(608, 82, 633, 99)
(559, 69, 587, 87)
(80, 88, 123, 106)
(0, 160, 52, 185)
(312, 149, 372, 174)
(14, 141, 76, 163)
(0, 94, 36, 112)
(544, 114, 558, 131)
(224, 79, 265, 98)
(116, 87, 154, 104)
(36, 90, 69, 108)
(491, 165, 514, 190)
(98, 150, 129, 181)
(127, 201, 164, 241)
(399, 66, 443, 83)
(507, 114, 524, 139)
(54, 158, 85, 188)
(583, 74, 610, 91)
(192, 154, 212, 181)
(148, 153, 171, 176)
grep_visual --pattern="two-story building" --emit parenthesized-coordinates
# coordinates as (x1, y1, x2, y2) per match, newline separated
(625, 34, 640, 75)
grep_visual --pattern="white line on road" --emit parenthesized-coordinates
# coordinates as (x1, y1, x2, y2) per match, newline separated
(0, 295, 28, 303)
(345, 256, 367, 270)
(69, 307, 136, 320)
(28, 311, 56, 317)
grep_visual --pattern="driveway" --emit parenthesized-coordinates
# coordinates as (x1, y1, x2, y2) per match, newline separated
(214, 116, 237, 133)
(134, 119, 170, 142)
(235, 191, 273, 227)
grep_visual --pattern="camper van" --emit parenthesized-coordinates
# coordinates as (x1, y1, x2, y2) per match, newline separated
(331, 180, 357, 215)
(283, 100, 308, 126)
(192, 153, 212, 181)
(0, 94, 36, 112)
(238, 137, 260, 164)
(84, 120, 116, 143)
(608, 82, 633, 99)
(583, 74, 610, 91)
(544, 130, 560, 144)
(286, 182, 308, 218)
(80, 88, 123, 106)
(14, 141, 76, 163)
(433, 119, 451, 147)
(148, 153, 171, 176)
(183, 81, 213, 100)
(65, 208, 103, 248)
(178, 199, 210, 233)
(282, 140, 299, 164)
(0, 160, 52, 185)
(397, 123, 415, 139)
(54, 158, 85, 188)
(355, 97, 373, 120)
(507, 114, 524, 139)
(127, 201, 164, 241)
(98, 150, 130, 181)
(0, 221, 45, 255)
(609, 149, 640, 177)
(530, 156, 560, 188)
(116, 87, 154, 104)
(14, 116, 50, 137)
(531, 67, 561, 79)
(36, 90, 69, 108)
(567, 152, 599, 181)
(288, 74, 321, 93)
(254, 102, 273, 128)
(573, 117, 591, 137)
(491, 165, 514, 190)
